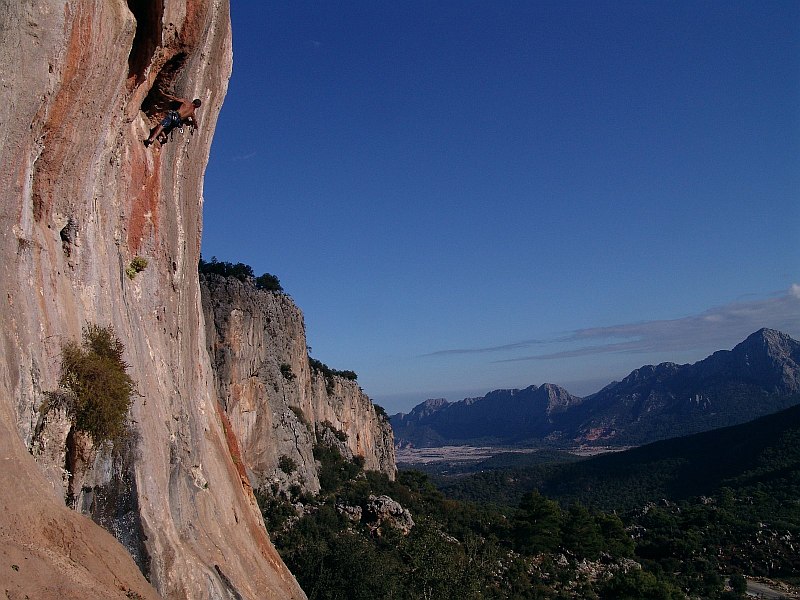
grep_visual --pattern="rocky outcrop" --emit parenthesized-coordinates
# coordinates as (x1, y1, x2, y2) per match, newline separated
(333, 494, 413, 536)
(0, 2, 304, 598)
(364, 494, 414, 535)
(201, 273, 396, 496)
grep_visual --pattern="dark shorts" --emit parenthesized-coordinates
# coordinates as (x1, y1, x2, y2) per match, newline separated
(160, 110, 182, 128)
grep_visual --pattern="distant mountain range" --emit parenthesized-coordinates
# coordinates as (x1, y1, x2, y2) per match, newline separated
(391, 328, 800, 448)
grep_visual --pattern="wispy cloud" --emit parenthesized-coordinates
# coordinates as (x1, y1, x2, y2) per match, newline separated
(227, 151, 257, 162)
(422, 338, 558, 357)
(426, 285, 800, 362)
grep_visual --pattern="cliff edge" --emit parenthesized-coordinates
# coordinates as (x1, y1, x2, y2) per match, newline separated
(201, 273, 396, 497)
(0, 2, 304, 598)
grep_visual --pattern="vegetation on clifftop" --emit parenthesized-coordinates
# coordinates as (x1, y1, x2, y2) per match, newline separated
(308, 357, 358, 381)
(199, 255, 283, 292)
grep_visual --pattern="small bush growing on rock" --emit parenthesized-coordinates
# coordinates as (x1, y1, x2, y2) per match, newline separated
(279, 454, 298, 475)
(289, 406, 310, 429)
(58, 324, 136, 444)
(125, 256, 148, 279)
(280, 363, 296, 381)
(321, 420, 348, 442)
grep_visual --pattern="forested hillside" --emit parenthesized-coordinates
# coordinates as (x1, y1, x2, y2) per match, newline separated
(438, 396, 800, 510)
(258, 405, 800, 598)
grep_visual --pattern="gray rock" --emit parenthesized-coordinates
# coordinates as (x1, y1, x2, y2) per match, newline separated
(201, 273, 397, 499)
(365, 494, 414, 535)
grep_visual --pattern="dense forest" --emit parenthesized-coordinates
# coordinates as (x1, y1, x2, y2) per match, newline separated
(256, 402, 800, 599)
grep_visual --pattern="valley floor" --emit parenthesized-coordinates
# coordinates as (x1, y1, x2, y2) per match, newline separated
(746, 577, 800, 599)
(396, 444, 627, 466)
(397, 445, 538, 465)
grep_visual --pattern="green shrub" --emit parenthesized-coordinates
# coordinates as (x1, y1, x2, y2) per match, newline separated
(289, 406, 310, 428)
(255, 488, 298, 533)
(313, 444, 363, 494)
(373, 403, 388, 419)
(309, 357, 358, 382)
(280, 363, 296, 381)
(58, 324, 136, 444)
(279, 454, 298, 475)
(198, 256, 254, 281)
(199, 256, 285, 293)
(125, 256, 148, 279)
(255, 272, 283, 292)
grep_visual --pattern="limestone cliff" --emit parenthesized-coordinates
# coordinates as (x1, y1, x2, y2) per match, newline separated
(0, 1, 304, 598)
(201, 273, 396, 496)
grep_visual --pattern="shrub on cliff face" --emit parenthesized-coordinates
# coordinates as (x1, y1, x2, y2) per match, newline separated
(279, 454, 298, 475)
(373, 403, 388, 420)
(58, 324, 136, 444)
(125, 256, 148, 279)
(280, 363, 296, 381)
(314, 444, 363, 495)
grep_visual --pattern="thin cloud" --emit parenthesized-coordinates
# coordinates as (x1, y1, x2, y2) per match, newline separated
(497, 340, 645, 363)
(421, 339, 556, 357)
(504, 285, 800, 362)
(228, 151, 256, 162)
(426, 285, 800, 362)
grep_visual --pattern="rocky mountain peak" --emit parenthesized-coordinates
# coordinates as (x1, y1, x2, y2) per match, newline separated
(621, 362, 681, 385)
(540, 383, 583, 413)
(737, 327, 799, 359)
(393, 398, 451, 422)
(421, 397, 451, 411)
(687, 328, 800, 396)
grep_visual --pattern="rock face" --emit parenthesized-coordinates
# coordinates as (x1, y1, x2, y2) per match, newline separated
(0, 2, 304, 599)
(201, 273, 396, 495)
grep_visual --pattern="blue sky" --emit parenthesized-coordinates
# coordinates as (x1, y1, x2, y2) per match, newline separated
(202, 1, 799, 414)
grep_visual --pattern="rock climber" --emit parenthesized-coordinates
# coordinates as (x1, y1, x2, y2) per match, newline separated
(144, 97, 201, 147)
